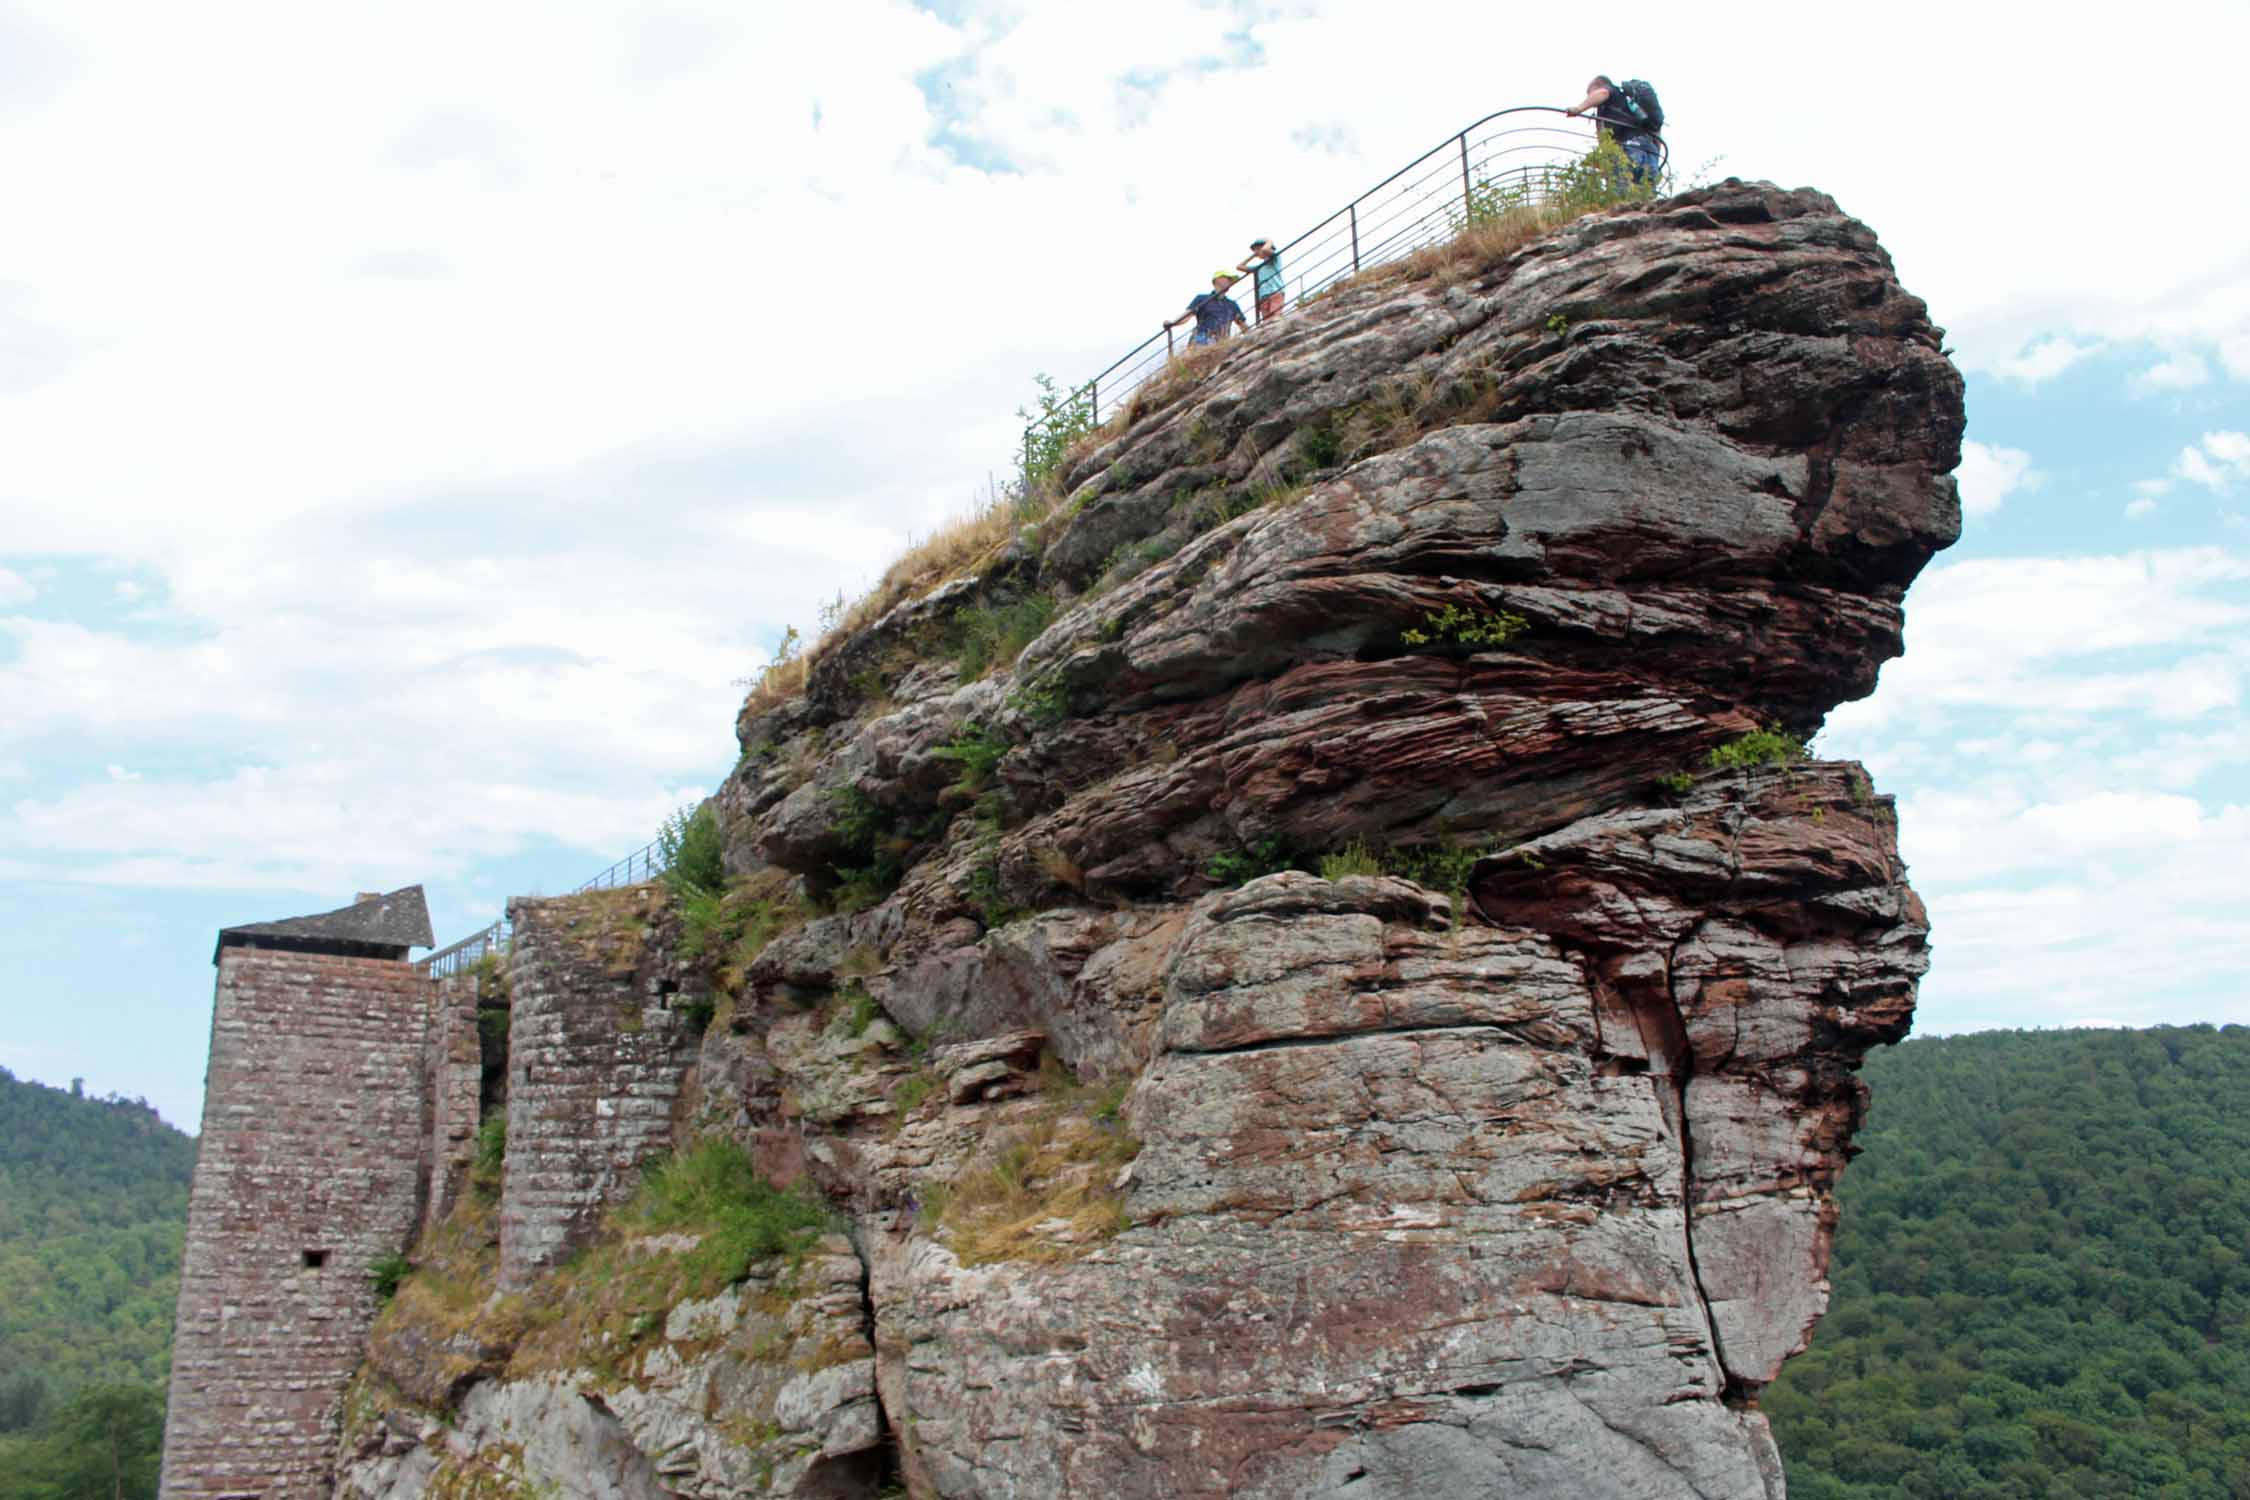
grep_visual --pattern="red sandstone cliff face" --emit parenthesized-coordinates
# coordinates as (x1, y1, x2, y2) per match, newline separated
(338, 180, 1962, 1499)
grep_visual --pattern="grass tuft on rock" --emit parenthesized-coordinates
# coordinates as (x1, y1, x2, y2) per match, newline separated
(633, 1139, 833, 1287)
(923, 1059, 1140, 1266)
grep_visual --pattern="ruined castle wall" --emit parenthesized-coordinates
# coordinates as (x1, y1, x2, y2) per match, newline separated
(417, 972, 485, 1243)
(497, 890, 701, 1291)
(160, 949, 434, 1500)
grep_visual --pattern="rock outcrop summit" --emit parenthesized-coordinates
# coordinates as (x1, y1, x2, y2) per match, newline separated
(335, 180, 1963, 1500)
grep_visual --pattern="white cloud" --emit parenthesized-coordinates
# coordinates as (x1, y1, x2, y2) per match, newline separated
(1992, 336, 2100, 385)
(2132, 351, 2212, 392)
(1955, 441, 2038, 518)
(2175, 430, 2250, 490)
(6, 765, 695, 893)
(2126, 497, 2159, 519)
(1826, 544, 2250, 1038)
(2222, 333, 2250, 381)
(1836, 550, 2250, 733)
(0, 566, 33, 607)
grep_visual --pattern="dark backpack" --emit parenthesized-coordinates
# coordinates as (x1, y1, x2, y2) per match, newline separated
(1613, 78, 1664, 133)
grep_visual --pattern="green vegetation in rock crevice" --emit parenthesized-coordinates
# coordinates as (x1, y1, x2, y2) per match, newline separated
(370, 1138, 833, 1407)
(1769, 1026, 2250, 1500)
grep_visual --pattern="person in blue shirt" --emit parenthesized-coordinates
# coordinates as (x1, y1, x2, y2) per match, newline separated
(1166, 271, 1247, 347)
(1237, 238, 1284, 322)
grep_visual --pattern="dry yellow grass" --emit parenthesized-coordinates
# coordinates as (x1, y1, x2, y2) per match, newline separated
(926, 1065, 1139, 1265)
(1120, 341, 1229, 427)
(737, 493, 1026, 727)
(559, 884, 659, 976)
(364, 1195, 536, 1396)
(933, 1110, 1137, 1265)
(736, 405, 1145, 727)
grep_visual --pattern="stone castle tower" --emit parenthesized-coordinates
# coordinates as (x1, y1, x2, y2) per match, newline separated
(159, 887, 441, 1500)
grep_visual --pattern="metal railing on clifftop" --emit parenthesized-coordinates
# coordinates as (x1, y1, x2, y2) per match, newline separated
(418, 836, 671, 978)
(1021, 106, 1667, 464)
(421, 108, 1664, 982)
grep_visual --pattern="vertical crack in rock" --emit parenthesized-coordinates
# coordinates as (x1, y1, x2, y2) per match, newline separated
(847, 1233, 905, 1499)
(1662, 923, 1731, 1389)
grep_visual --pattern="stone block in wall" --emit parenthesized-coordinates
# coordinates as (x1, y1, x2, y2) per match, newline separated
(497, 888, 703, 1292)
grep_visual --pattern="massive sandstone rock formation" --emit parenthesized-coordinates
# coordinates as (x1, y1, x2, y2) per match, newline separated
(338, 180, 1962, 1499)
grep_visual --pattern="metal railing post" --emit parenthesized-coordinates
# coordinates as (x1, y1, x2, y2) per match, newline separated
(1089, 377, 1098, 426)
(1459, 131, 1472, 217)
(1349, 204, 1361, 272)
(1165, 325, 1174, 359)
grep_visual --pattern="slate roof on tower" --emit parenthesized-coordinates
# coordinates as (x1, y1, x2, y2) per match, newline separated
(213, 885, 434, 963)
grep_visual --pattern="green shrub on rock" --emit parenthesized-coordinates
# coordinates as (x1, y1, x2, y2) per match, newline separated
(636, 1139, 831, 1285)
(1706, 727, 1808, 772)
(934, 721, 1009, 791)
(1400, 604, 1529, 650)
(659, 803, 726, 897)
(369, 1253, 412, 1303)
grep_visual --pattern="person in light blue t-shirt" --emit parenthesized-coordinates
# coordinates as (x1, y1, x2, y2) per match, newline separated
(1237, 238, 1284, 322)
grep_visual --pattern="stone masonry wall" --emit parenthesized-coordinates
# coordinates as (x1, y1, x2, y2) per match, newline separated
(160, 950, 434, 1500)
(496, 889, 702, 1292)
(416, 972, 484, 1244)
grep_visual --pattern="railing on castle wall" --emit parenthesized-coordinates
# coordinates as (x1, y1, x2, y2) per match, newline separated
(421, 918, 510, 980)
(575, 839, 666, 893)
(1020, 105, 1666, 463)
(419, 837, 672, 978)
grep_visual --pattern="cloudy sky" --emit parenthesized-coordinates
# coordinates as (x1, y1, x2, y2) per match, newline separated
(3, 0, 2245, 1130)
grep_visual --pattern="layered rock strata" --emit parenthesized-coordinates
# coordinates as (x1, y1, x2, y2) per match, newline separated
(340, 179, 1961, 1499)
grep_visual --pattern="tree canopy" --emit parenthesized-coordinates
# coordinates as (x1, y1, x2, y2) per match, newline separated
(1768, 1025, 2250, 1500)
(0, 1067, 192, 1443)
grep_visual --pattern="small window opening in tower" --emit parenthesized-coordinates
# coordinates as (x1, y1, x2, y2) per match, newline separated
(302, 1249, 329, 1269)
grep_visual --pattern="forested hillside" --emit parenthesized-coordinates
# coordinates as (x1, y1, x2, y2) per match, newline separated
(1768, 1025, 2250, 1500)
(0, 1066, 190, 1493)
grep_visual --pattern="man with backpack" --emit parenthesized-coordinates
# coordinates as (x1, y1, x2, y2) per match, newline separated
(1566, 76, 1664, 189)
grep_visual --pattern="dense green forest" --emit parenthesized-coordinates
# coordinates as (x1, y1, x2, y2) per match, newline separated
(1768, 1025, 2250, 1500)
(0, 1067, 190, 1496)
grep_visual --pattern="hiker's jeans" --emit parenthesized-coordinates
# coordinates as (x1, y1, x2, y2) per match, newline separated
(1622, 135, 1662, 188)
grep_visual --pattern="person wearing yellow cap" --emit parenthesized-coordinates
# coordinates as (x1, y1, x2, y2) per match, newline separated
(1164, 270, 1248, 347)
